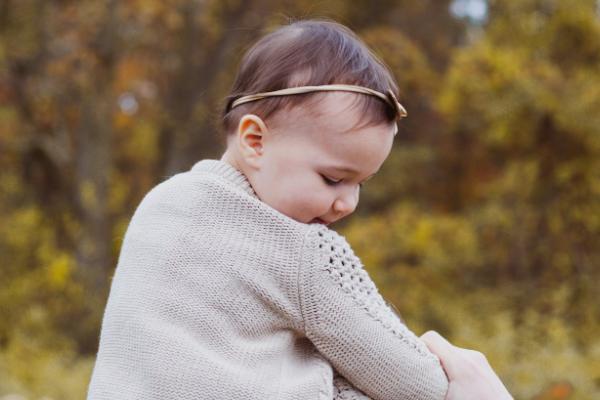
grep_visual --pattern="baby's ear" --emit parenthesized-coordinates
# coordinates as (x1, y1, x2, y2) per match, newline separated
(237, 114, 268, 163)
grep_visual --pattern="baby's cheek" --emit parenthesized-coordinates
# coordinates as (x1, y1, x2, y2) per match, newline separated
(312, 192, 333, 213)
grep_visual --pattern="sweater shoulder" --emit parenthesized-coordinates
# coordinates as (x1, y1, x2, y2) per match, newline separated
(133, 169, 316, 248)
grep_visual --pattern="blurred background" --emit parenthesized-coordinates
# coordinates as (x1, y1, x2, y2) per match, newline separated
(0, 0, 598, 399)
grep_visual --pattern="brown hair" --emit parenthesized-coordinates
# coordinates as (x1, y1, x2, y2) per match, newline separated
(220, 18, 400, 136)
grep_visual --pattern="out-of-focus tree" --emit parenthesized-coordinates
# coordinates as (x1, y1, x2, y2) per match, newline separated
(345, 0, 600, 398)
(1, 0, 598, 398)
(0, 1, 470, 396)
(436, 0, 599, 323)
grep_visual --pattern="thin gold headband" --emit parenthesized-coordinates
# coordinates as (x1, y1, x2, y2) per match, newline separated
(229, 84, 408, 122)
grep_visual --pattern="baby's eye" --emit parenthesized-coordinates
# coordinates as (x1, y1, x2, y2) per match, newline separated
(321, 174, 366, 189)
(321, 174, 341, 186)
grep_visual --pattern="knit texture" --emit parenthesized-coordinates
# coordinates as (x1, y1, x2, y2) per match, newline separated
(86, 159, 449, 400)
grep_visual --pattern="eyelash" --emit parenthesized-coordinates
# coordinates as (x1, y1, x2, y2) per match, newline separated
(321, 175, 364, 188)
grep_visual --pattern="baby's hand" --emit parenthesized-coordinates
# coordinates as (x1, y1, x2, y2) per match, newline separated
(420, 331, 513, 400)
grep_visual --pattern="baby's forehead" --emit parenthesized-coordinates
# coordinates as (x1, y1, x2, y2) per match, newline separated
(268, 100, 395, 165)
(270, 92, 368, 134)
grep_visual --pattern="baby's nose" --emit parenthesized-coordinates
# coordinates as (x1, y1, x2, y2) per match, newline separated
(333, 193, 358, 217)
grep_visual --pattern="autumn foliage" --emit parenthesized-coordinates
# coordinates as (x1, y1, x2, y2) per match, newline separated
(0, 0, 598, 399)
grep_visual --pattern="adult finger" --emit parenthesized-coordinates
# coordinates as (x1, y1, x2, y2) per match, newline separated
(420, 330, 458, 378)
(464, 348, 490, 367)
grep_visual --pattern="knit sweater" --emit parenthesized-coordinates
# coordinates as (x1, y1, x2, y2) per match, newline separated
(86, 159, 449, 400)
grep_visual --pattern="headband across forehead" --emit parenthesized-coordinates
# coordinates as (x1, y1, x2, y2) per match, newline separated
(228, 84, 407, 130)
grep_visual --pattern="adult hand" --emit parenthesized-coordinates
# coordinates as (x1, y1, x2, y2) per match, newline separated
(420, 330, 513, 400)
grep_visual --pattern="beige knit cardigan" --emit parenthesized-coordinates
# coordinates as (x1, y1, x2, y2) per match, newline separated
(86, 159, 448, 400)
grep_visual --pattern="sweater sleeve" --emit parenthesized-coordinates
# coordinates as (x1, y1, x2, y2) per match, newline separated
(298, 225, 449, 400)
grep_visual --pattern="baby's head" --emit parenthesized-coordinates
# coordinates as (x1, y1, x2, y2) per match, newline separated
(220, 19, 405, 226)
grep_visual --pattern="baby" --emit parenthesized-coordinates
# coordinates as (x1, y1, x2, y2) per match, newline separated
(87, 19, 449, 399)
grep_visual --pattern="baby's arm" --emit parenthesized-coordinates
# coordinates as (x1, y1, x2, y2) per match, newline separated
(299, 226, 448, 400)
(333, 369, 372, 400)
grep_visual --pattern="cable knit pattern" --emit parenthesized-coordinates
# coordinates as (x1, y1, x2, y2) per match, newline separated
(300, 225, 448, 400)
(316, 228, 437, 359)
(86, 158, 448, 400)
